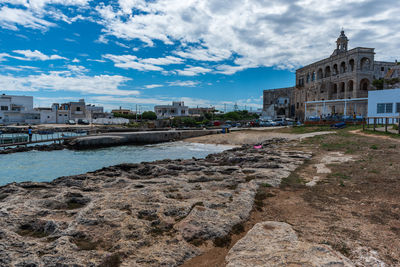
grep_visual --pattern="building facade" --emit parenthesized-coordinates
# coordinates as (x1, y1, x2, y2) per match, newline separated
(51, 99, 87, 123)
(367, 88, 400, 122)
(0, 94, 39, 124)
(294, 30, 396, 120)
(188, 107, 215, 116)
(154, 101, 189, 119)
(262, 87, 294, 119)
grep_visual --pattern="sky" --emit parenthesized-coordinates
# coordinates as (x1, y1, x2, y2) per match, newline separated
(0, 0, 399, 112)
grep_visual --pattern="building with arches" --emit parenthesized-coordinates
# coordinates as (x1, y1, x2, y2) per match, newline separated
(294, 30, 396, 120)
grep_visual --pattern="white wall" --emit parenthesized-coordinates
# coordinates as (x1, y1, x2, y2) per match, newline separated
(40, 110, 57, 124)
(368, 88, 400, 122)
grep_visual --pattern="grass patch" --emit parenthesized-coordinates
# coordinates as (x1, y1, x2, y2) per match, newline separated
(280, 171, 306, 188)
(370, 145, 378, 150)
(329, 172, 351, 180)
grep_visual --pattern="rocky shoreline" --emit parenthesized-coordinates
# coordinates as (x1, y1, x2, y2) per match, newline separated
(0, 138, 312, 266)
(0, 143, 66, 155)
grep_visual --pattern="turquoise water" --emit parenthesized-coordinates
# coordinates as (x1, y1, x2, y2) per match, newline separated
(0, 142, 231, 186)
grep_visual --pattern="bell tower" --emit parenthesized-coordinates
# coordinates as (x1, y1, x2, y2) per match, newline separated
(336, 29, 349, 53)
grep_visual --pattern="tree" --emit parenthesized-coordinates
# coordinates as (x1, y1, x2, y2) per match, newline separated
(372, 79, 384, 90)
(142, 111, 157, 120)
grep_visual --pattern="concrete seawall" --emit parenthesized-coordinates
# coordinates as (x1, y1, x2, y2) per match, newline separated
(66, 129, 220, 149)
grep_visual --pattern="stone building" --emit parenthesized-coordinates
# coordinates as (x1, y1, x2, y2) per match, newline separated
(294, 30, 396, 120)
(262, 87, 294, 119)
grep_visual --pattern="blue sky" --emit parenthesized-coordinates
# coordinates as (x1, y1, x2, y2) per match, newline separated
(0, 0, 399, 112)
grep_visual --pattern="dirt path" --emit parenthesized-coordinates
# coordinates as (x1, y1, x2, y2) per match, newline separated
(350, 129, 400, 142)
(185, 129, 333, 145)
(182, 129, 400, 266)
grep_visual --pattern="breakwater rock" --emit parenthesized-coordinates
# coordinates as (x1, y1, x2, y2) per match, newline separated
(0, 139, 311, 266)
(67, 129, 219, 149)
(0, 143, 65, 155)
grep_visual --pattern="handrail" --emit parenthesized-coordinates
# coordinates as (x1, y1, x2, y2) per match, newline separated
(363, 116, 400, 134)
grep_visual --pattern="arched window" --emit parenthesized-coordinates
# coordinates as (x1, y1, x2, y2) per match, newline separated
(333, 64, 338, 75)
(317, 68, 323, 80)
(348, 80, 354, 92)
(325, 66, 331, 77)
(306, 74, 310, 83)
(340, 62, 346, 73)
(360, 79, 370, 91)
(360, 58, 371, 71)
(333, 84, 338, 94)
(312, 71, 316, 81)
(349, 59, 355, 72)
(340, 82, 345, 92)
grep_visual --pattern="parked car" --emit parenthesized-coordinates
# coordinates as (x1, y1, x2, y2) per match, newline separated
(273, 118, 286, 126)
(77, 119, 90, 125)
(66, 120, 76, 125)
(260, 120, 277, 127)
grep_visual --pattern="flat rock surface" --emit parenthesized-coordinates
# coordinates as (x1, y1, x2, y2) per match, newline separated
(226, 221, 354, 267)
(0, 139, 311, 266)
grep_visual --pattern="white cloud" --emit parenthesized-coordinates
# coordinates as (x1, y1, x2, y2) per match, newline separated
(0, 71, 138, 96)
(94, 0, 400, 74)
(66, 64, 88, 73)
(12, 50, 67, 61)
(0, 1, 91, 31)
(144, 80, 199, 89)
(0, 7, 55, 30)
(87, 59, 106, 63)
(103, 54, 184, 71)
(167, 80, 199, 87)
(145, 84, 163, 89)
(0, 53, 11, 62)
(1, 65, 40, 72)
(177, 66, 212, 76)
(72, 58, 80, 63)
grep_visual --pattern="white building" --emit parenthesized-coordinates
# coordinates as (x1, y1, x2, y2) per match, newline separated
(0, 94, 39, 124)
(154, 101, 189, 119)
(368, 88, 400, 123)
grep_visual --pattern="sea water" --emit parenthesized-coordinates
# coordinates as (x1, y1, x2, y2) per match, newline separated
(0, 142, 232, 186)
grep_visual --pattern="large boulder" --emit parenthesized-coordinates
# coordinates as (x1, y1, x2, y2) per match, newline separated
(226, 221, 354, 267)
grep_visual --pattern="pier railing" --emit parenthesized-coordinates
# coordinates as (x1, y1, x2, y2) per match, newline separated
(363, 117, 400, 134)
(0, 129, 88, 148)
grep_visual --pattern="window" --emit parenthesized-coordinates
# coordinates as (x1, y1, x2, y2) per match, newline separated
(1, 106, 8, 111)
(377, 103, 393, 113)
(386, 103, 393, 113)
(377, 104, 385, 113)
(76, 107, 81, 111)
(397, 103, 400, 113)
(381, 67, 385, 71)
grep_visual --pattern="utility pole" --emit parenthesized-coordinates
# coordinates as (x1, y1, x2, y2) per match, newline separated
(234, 102, 238, 111)
(135, 104, 138, 122)
(224, 103, 226, 113)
